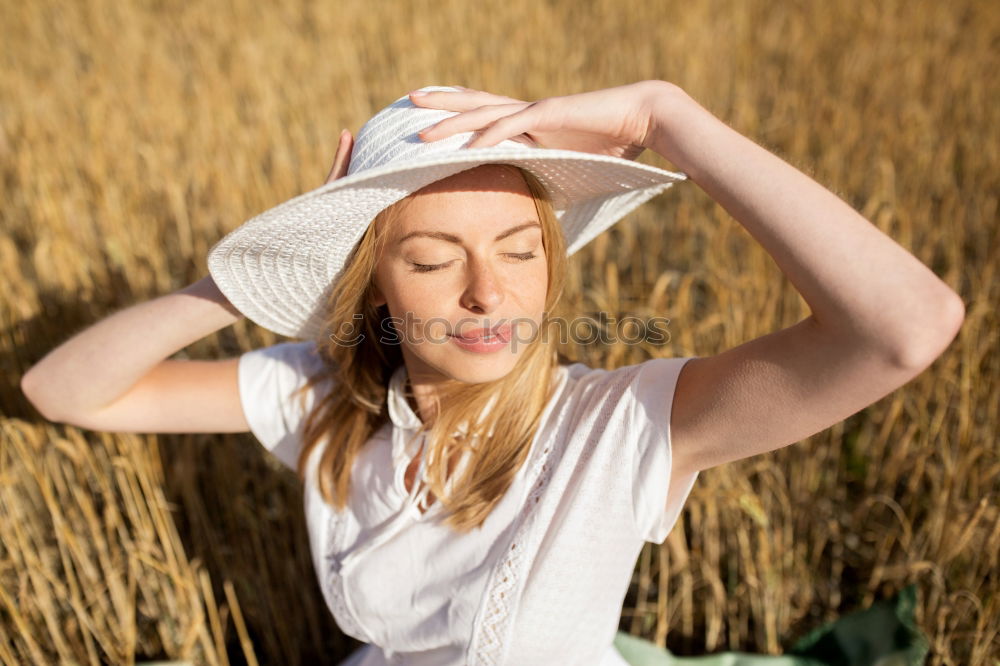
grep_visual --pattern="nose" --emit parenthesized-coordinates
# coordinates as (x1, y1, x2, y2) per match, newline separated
(459, 257, 504, 314)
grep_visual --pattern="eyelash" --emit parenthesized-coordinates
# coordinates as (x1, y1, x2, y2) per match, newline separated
(409, 253, 538, 273)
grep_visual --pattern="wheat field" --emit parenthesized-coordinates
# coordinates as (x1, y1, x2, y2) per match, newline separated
(1, 0, 997, 664)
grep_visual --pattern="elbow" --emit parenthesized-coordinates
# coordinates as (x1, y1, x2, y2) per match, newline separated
(890, 293, 966, 371)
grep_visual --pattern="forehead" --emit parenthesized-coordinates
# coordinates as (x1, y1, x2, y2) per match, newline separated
(388, 165, 539, 237)
(414, 163, 532, 202)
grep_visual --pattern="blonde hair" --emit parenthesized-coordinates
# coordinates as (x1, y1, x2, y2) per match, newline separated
(291, 164, 571, 533)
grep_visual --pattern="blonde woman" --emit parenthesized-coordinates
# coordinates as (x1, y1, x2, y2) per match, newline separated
(21, 81, 962, 665)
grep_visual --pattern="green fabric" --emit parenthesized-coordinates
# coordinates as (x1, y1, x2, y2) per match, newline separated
(613, 584, 929, 666)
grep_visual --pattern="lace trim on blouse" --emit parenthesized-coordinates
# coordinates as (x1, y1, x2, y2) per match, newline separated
(324, 507, 369, 642)
(323, 367, 572, 660)
(465, 376, 574, 665)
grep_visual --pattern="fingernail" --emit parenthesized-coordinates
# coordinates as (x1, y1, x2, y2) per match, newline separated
(409, 90, 427, 97)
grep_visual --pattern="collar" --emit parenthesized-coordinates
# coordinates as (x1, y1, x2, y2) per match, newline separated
(381, 363, 565, 514)
(385, 364, 500, 467)
(387, 364, 423, 432)
(387, 363, 503, 432)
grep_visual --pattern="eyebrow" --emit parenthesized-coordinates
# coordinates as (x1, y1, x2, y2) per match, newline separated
(397, 221, 541, 246)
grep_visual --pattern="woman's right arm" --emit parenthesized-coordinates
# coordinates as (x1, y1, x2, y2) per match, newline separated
(20, 275, 250, 433)
(22, 130, 357, 434)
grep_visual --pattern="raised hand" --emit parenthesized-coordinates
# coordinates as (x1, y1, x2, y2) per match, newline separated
(409, 81, 667, 162)
(324, 128, 355, 184)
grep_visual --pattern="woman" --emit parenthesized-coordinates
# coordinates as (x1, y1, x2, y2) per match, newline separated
(20, 81, 962, 665)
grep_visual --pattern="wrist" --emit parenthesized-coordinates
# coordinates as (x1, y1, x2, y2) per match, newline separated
(182, 275, 244, 320)
(641, 81, 713, 168)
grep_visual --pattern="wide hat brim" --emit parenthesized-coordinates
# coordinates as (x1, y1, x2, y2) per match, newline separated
(207, 145, 686, 340)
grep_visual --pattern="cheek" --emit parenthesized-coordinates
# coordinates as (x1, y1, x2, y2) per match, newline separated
(383, 281, 450, 339)
(385, 287, 429, 319)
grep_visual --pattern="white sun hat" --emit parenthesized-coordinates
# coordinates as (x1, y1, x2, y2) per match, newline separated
(207, 85, 687, 340)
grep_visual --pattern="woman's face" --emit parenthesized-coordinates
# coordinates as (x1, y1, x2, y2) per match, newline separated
(371, 165, 549, 387)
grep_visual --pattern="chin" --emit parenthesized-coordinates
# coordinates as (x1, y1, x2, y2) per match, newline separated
(422, 349, 521, 386)
(451, 363, 517, 385)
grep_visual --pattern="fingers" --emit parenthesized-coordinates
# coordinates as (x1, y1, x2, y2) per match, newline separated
(464, 104, 542, 149)
(408, 88, 525, 112)
(324, 129, 354, 184)
(419, 102, 530, 143)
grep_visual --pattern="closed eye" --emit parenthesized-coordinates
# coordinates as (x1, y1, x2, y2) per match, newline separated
(409, 252, 538, 273)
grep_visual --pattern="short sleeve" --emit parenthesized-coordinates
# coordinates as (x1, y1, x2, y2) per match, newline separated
(238, 341, 331, 471)
(629, 356, 700, 544)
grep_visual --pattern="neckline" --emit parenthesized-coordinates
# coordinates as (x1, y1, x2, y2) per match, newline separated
(384, 363, 572, 519)
(386, 363, 572, 430)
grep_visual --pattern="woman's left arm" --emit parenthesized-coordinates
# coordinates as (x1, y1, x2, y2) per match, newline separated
(641, 81, 965, 479)
(643, 81, 964, 364)
(410, 80, 965, 479)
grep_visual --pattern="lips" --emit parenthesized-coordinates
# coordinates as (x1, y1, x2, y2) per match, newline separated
(450, 323, 512, 340)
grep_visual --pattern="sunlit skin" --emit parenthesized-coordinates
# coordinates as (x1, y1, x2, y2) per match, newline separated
(370, 164, 550, 426)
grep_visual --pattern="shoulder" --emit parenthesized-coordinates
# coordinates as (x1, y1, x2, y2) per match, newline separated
(237, 340, 335, 470)
(239, 341, 331, 389)
(548, 357, 695, 439)
(558, 357, 693, 401)
(242, 340, 323, 368)
(237, 340, 337, 423)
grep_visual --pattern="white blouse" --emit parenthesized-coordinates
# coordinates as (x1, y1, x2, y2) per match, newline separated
(238, 341, 700, 666)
